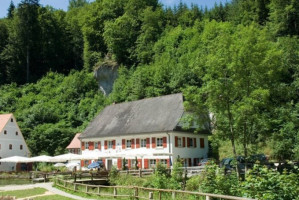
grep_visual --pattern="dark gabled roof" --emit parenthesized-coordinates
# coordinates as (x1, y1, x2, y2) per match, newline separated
(80, 93, 185, 139)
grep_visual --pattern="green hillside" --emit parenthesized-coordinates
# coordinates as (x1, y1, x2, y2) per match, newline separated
(0, 0, 298, 161)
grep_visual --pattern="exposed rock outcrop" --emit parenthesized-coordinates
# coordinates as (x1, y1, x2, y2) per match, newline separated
(94, 60, 118, 96)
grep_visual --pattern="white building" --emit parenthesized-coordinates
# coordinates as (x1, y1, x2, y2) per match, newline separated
(0, 113, 31, 171)
(79, 93, 210, 170)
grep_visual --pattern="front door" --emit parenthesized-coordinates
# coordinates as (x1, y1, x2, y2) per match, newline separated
(107, 159, 112, 170)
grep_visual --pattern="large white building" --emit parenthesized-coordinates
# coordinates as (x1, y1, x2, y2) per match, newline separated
(0, 113, 31, 171)
(79, 93, 210, 170)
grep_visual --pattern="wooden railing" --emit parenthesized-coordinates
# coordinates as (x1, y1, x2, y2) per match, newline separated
(54, 178, 256, 200)
(118, 166, 205, 177)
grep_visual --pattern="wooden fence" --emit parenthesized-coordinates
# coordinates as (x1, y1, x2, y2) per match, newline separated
(118, 166, 205, 177)
(54, 178, 255, 200)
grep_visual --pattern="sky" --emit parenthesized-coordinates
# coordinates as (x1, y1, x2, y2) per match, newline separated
(0, 0, 229, 19)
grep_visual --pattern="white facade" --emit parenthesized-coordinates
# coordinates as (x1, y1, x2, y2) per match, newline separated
(80, 131, 209, 169)
(0, 114, 30, 171)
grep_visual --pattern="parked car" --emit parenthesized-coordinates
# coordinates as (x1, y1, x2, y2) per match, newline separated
(220, 157, 245, 173)
(198, 158, 215, 166)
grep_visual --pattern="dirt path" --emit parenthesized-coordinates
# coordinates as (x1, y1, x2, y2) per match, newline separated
(0, 182, 95, 200)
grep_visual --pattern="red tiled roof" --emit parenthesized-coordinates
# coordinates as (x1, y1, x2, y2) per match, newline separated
(66, 133, 81, 149)
(0, 113, 13, 132)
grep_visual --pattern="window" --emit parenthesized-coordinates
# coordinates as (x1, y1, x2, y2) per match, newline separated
(189, 138, 193, 147)
(84, 160, 89, 166)
(178, 138, 182, 147)
(11, 118, 13, 122)
(85, 142, 89, 149)
(149, 159, 156, 168)
(160, 159, 167, 166)
(140, 139, 146, 148)
(108, 141, 113, 149)
(200, 138, 205, 148)
(126, 140, 131, 148)
(9, 144, 12, 150)
(95, 142, 98, 149)
(20, 145, 23, 150)
(16, 131, 18, 136)
(157, 138, 163, 147)
(0, 157, 1, 165)
(4, 130, 7, 135)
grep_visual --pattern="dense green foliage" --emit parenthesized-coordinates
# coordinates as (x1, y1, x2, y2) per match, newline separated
(0, 0, 298, 162)
(0, 71, 105, 155)
(108, 162, 299, 200)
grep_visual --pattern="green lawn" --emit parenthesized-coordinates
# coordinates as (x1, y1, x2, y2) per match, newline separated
(33, 194, 75, 200)
(0, 188, 47, 198)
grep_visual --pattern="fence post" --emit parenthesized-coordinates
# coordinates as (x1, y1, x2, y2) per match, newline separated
(134, 187, 138, 199)
(139, 169, 142, 177)
(172, 191, 176, 200)
(159, 191, 162, 200)
(114, 187, 117, 198)
(98, 186, 100, 194)
(149, 192, 153, 199)
(86, 185, 88, 193)
(73, 183, 77, 191)
(205, 195, 211, 200)
(64, 180, 66, 187)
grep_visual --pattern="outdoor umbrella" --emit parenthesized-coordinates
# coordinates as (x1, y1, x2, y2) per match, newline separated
(87, 161, 103, 169)
(66, 162, 80, 168)
(0, 156, 31, 163)
(29, 155, 53, 162)
(54, 163, 66, 167)
(51, 153, 82, 162)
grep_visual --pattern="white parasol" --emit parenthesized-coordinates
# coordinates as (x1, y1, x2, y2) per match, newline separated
(0, 156, 31, 163)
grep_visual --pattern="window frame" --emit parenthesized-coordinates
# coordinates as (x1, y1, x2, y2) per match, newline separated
(126, 140, 132, 148)
(108, 141, 113, 149)
(178, 137, 182, 147)
(9, 144, 12, 150)
(95, 142, 98, 149)
(85, 142, 89, 150)
(140, 139, 146, 148)
(20, 145, 23, 150)
(156, 138, 163, 147)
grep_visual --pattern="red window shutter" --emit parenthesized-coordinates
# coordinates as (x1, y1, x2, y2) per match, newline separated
(117, 158, 122, 169)
(175, 136, 178, 147)
(152, 137, 156, 148)
(167, 159, 170, 168)
(144, 159, 149, 169)
(128, 159, 131, 169)
(146, 138, 150, 149)
(89, 142, 94, 150)
(81, 142, 85, 150)
(156, 159, 160, 165)
(187, 137, 190, 147)
(194, 138, 197, 148)
(102, 159, 105, 166)
(183, 137, 186, 147)
(163, 137, 167, 148)
(188, 158, 192, 167)
(104, 140, 108, 150)
(89, 160, 92, 164)
(98, 142, 101, 150)
(131, 139, 135, 149)
(136, 139, 140, 148)
(81, 160, 84, 167)
(122, 139, 125, 149)
(138, 159, 142, 169)
(112, 140, 116, 149)
(200, 138, 205, 148)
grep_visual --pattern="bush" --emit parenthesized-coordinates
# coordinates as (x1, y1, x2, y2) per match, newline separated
(238, 165, 299, 200)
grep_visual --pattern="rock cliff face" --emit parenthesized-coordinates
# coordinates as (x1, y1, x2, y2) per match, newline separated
(94, 62, 118, 96)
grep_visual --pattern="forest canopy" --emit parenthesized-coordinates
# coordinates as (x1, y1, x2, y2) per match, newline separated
(0, 0, 298, 159)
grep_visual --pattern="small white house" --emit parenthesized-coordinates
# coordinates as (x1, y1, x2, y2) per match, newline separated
(79, 93, 210, 170)
(0, 113, 31, 171)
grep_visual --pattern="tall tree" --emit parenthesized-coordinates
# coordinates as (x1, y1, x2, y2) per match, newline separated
(7, 1, 15, 19)
(17, 0, 40, 82)
(68, 0, 88, 10)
